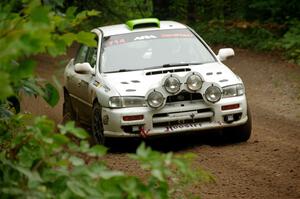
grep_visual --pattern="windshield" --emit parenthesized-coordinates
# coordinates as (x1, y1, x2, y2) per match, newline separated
(101, 29, 216, 73)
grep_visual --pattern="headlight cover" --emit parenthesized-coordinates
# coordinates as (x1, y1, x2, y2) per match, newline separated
(147, 91, 164, 108)
(109, 96, 146, 108)
(222, 84, 244, 98)
(186, 74, 203, 91)
(205, 86, 222, 103)
(164, 76, 181, 94)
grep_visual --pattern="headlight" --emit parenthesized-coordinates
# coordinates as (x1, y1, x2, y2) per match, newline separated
(147, 91, 164, 108)
(205, 86, 222, 103)
(109, 96, 122, 108)
(222, 84, 244, 98)
(186, 74, 203, 91)
(109, 96, 146, 108)
(164, 76, 181, 93)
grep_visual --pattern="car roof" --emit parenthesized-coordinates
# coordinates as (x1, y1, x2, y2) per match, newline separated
(96, 21, 187, 37)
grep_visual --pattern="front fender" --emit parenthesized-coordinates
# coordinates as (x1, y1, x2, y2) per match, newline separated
(92, 81, 119, 108)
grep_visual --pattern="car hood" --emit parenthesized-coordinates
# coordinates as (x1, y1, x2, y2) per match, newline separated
(101, 62, 240, 96)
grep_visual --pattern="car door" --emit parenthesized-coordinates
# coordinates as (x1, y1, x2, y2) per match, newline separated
(75, 46, 97, 123)
(67, 45, 88, 110)
(67, 45, 97, 123)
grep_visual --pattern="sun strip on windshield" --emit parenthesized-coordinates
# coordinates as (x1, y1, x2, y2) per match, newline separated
(104, 29, 194, 47)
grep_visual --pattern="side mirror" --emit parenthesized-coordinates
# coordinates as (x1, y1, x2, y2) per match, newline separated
(217, 48, 235, 61)
(74, 63, 94, 75)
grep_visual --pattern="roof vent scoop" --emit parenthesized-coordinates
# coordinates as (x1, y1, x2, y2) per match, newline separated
(126, 18, 160, 30)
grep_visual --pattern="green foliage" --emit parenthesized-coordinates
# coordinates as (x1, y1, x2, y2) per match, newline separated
(64, 0, 153, 26)
(0, 2, 212, 198)
(192, 19, 300, 64)
(0, 115, 211, 198)
(193, 21, 276, 50)
(277, 20, 300, 65)
(131, 143, 214, 197)
(168, 0, 188, 21)
(0, 72, 13, 99)
(0, 0, 99, 104)
(42, 83, 60, 107)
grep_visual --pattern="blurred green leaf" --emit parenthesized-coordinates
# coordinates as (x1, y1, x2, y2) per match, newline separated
(86, 10, 101, 17)
(47, 38, 67, 56)
(52, 134, 70, 145)
(58, 121, 89, 139)
(76, 31, 97, 47)
(42, 83, 59, 107)
(3, 159, 43, 183)
(61, 33, 77, 46)
(71, 128, 89, 139)
(99, 170, 124, 180)
(30, 5, 50, 24)
(0, 104, 14, 118)
(88, 145, 107, 156)
(14, 60, 36, 79)
(151, 169, 164, 182)
(0, 72, 13, 99)
(69, 156, 85, 166)
(52, 75, 62, 90)
(46, 0, 64, 8)
(66, 6, 77, 19)
(67, 180, 87, 197)
(20, 78, 44, 97)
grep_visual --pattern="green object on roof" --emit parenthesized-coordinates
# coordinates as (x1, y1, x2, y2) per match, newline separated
(126, 18, 160, 30)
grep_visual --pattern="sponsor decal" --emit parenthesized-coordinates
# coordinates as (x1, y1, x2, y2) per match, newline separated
(106, 38, 127, 47)
(103, 85, 110, 92)
(165, 123, 201, 132)
(134, 35, 157, 41)
(164, 121, 224, 132)
(160, 33, 193, 38)
(102, 115, 109, 125)
(104, 30, 195, 47)
(93, 81, 101, 87)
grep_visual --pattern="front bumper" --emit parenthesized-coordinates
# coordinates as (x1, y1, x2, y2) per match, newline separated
(102, 96, 248, 137)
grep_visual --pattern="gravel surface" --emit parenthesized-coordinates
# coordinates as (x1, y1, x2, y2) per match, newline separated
(22, 46, 300, 199)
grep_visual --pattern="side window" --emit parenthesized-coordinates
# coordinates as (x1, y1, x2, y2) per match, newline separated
(75, 45, 88, 64)
(86, 47, 97, 68)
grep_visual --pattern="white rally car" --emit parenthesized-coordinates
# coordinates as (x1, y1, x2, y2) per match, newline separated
(63, 18, 252, 144)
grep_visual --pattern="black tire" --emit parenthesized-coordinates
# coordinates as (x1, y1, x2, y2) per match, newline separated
(92, 102, 105, 145)
(63, 91, 75, 124)
(223, 106, 252, 143)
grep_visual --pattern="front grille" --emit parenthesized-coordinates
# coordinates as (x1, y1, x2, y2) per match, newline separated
(153, 117, 211, 128)
(166, 91, 203, 103)
(153, 108, 212, 118)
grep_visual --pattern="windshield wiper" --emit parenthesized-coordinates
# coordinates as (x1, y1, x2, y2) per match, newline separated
(105, 69, 136, 73)
(163, 63, 188, 68)
(162, 62, 203, 68)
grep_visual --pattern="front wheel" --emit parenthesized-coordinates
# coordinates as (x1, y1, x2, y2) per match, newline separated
(223, 106, 252, 143)
(92, 102, 105, 145)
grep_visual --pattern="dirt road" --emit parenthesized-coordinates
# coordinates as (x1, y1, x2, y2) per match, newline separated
(22, 47, 300, 199)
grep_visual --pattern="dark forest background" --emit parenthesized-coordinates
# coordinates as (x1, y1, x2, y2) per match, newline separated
(5, 0, 300, 63)
(64, 0, 300, 64)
